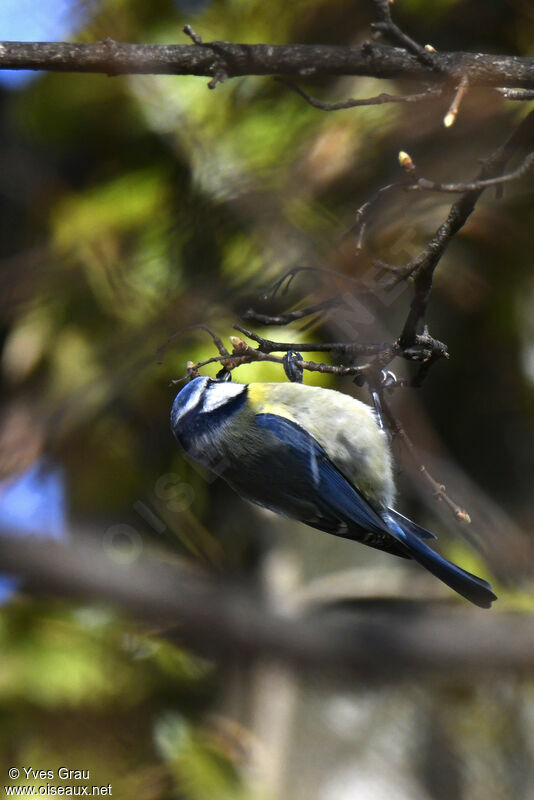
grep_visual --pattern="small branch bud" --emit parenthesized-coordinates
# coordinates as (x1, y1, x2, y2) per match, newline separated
(229, 336, 248, 353)
(186, 360, 200, 378)
(398, 150, 416, 174)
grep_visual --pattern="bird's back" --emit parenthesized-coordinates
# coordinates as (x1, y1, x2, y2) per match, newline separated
(246, 382, 395, 510)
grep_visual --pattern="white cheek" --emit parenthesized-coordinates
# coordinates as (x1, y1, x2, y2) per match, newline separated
(204, 382, 245, 412)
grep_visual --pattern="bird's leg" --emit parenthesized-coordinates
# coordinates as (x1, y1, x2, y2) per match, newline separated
(370, 369, 398, 442)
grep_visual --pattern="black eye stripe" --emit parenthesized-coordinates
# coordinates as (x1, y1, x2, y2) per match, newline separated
(199, 381, 209, 406)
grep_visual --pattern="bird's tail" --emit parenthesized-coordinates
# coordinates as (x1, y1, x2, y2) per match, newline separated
(385, 512, 497, 609)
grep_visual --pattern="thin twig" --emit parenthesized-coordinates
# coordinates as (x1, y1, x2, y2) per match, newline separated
(370, 0, 439, 66)
(408, 330, 449, 387)
(263, 266, 361, 300)
(379, 393, 471, 523)
(408, 150, 534, 193)
(347, 182, 404, 252)
(182, 24, 203, 45)
(157, 323, 229, 364)
(443, 73, 470, 127)
(233, 325, 396, 356)
(397, 110, 534, 347)
(241, 296, 342, 325)
(229, 324, 447, 371)
(276, 77, 442, 111)
(191, 337, 373, 379)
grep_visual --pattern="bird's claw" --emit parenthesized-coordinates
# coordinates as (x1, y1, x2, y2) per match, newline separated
(283, 351, 304, 383)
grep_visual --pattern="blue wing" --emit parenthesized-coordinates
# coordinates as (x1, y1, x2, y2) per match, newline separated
(254, 413, 407, 556)
(386, 507, 436, 540)
(254, 413, 496, 608)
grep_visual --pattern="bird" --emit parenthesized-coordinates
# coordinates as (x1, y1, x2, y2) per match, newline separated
(170, 376, 497, 608)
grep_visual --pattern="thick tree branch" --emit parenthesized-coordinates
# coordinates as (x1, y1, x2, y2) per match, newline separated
(2, 39, 534, 89)
(0, 533, 530, 680)
(498, 87, 534, 100)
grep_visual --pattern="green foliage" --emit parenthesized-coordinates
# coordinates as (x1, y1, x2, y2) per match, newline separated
(155, 713, 248, 800)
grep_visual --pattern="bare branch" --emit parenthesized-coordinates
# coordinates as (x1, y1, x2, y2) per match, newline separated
(443, 73, 470, 127)
(232, 326, 447, 370)
(222, 336, 373, 378)
(378, 392, 471, 523)
(0, 533, 531, 679)
(349, 182, 404, 252)
(182, 24, 203, 46)
(496, 87, 534, 100)
(397, 110, 534, 347)
(233, 325, 395, 357)
(409, 150, 534, 193)
(1, 39, 534, 90)
(370, 0, 438, 66)
(241, 296, 342, 326)
(276, 77, 442, 111)
(157, 323, 229, 365)
(263, 266, 361, 300)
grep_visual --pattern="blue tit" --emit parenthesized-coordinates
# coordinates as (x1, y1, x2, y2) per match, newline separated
(171, 376, 496, 608)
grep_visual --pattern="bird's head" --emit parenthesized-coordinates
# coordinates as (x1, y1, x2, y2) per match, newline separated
(170, 376, 247, 447)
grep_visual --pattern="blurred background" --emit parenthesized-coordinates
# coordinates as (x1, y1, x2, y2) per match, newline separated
(1, 0, 534, 798)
